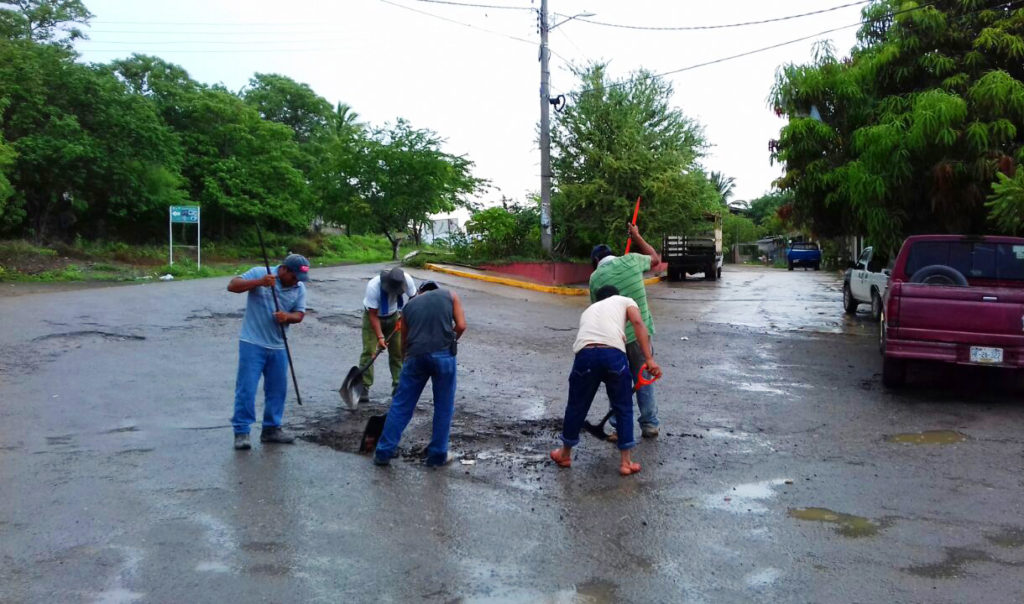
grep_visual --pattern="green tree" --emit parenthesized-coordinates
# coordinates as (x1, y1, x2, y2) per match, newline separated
(0, 0, 91, 47)
(0, 41, 185, 241)
(465, 198, 540, 258)
(771, 1, 1024, 255)
(986, 169, 1024, 234)
(709, 171, 736, 206)
(108, 56, 313, 238)
(550, 62, 718, 256)
(243, 73, 334, 145)
(329, 119, 481, 259)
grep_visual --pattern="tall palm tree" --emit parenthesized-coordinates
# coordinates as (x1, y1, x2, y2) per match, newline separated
(709, 171, 735, 206)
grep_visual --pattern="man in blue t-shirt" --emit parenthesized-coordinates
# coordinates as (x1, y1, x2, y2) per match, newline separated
(227, 254, 309, 450)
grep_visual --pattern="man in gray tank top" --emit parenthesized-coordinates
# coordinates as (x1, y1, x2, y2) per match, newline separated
(373, 281, 467, 467)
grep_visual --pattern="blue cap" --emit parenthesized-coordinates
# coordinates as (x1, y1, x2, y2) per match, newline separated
(591, 244, 613, 267)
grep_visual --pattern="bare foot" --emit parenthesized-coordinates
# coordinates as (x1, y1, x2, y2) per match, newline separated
(550, 448, 572, 468)
(619, 461, 641, 476)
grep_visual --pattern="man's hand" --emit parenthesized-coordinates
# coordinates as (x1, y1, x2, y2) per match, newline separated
(628, 223, 640, 241)
(273, 311, 289, 324)
(377, 335, 387, 350)
(261, 273, 276, 288)
(644, 360, 662, 379)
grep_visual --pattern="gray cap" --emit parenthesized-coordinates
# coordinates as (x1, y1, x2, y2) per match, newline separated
(283, 253, 310, 281)
(380, 267, 407, 294)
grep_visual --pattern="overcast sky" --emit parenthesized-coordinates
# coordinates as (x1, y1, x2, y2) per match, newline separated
(74, 0, 864, 208)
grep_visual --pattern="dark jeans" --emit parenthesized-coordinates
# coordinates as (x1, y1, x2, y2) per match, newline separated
(560, 347, 636, 451)
(374, 350, 457, 466)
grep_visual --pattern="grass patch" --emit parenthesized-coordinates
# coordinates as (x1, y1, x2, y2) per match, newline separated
(0, 234, 441, 283)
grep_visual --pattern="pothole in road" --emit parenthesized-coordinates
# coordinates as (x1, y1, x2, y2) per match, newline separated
(885, 430, 967, 445)
(788, 507, 883, 537)
(299, 409, 562, 470)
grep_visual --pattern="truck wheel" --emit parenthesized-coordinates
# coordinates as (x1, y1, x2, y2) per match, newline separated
(870, 289, 882, 321)
(813, 262, 821, 271)
(882, 356, 906, 388)
(717, 267, 722, 279)
(705, 265, 717, 281)
(843, 283, 858, 314)
(788, 261, 794, 271)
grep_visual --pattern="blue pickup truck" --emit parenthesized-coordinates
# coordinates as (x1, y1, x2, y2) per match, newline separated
(786, 241, 821, 271)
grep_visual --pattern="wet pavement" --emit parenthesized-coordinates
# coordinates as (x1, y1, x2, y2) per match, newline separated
(2, 264, 1024, 602)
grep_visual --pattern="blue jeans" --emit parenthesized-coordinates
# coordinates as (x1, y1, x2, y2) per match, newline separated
(232, 340, 288, 434)
(560, 347, 636, 451)
(375, 351, 457, 466)
(610, 340, 660, 429)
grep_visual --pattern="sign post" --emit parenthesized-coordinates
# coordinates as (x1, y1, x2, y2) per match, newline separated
(168, 206, 201, 269)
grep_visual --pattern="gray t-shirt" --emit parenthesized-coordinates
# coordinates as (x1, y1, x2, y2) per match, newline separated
(238, 266, 307, 349)
(402, 288, 455, 357)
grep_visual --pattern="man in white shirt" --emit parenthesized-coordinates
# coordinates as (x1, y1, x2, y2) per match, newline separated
(551, 285, 661, 476)
(359, 267, 417, 403)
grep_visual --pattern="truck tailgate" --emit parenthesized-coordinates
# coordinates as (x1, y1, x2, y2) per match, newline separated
(896, 284, 1024, 348)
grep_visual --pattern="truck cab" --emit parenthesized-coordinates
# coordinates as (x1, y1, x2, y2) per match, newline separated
(880, 235, 1024, 387)
(843, 246, 891, 320)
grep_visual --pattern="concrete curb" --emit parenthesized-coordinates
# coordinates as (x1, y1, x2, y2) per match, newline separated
(424, 263, 664, 296)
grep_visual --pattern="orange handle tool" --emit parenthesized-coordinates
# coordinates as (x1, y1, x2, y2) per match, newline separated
(624, 195, 641, 254)
(634, 363, 661, 391)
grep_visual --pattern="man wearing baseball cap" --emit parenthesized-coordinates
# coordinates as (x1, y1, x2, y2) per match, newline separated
(359, 266, 417, 403)
(227, 253, 309, 450)
(589, 224, 663, 439)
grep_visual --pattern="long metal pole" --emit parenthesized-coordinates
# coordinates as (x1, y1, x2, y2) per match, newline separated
(539, 0, 553, 254)
(256, 226, 302, 406)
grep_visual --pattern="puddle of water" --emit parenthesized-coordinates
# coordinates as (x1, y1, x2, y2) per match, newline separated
(703, 478, 792, 514)
(885, 430, 967, 445)
(737, 383, 788, 396)
(788, 507, 880, 537)
(745, 567, 781, 588)
(985, 527, 1024, 548)
(904, 548, 992, 579)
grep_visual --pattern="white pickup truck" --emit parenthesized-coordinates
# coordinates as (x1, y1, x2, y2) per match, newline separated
(843, 246, 891, 320)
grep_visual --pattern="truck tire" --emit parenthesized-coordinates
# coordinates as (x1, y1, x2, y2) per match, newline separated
(717, 266, 722, 279)
(882, 356, 906, 388)
(813, 262, 821, 271)
(705, 264, 717, 281)
(843, 283, 858, 314)
(909, 264, 968, 286)
(788, 261, 794, 271)
(870, 289, 883, 321)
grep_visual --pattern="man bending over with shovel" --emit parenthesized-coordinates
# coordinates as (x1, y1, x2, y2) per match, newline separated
(359, 267, 417, 404)
(373, 281, 466, 467)
(551, 285, 661, 476)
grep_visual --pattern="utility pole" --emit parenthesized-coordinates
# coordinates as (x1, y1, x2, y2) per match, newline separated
(538, 0, 553, 254)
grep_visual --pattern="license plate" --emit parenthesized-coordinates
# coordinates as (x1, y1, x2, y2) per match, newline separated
(969, 346, 1003, 364)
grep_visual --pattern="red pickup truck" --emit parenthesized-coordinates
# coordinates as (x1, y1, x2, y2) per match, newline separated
(880, 234, 1024, 387)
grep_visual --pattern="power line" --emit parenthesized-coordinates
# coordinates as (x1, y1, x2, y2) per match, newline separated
(380, 0, 536, 45)
(567, 1, 871, 32)
(410, 0, 534, 11)
(578, 2, 939, 93)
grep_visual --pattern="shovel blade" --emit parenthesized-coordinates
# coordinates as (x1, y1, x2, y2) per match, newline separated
(582, 420, 611, 441)
(339, 366, 366, 410)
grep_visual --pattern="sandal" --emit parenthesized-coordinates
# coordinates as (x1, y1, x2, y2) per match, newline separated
(550, 448, 572, 468)
(619, 461, 641, 476)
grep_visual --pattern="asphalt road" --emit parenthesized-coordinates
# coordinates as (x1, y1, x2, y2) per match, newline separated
(1, 263, 1023, 603)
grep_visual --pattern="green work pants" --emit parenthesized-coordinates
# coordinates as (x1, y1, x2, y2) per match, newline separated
(360, 311, 403, 394)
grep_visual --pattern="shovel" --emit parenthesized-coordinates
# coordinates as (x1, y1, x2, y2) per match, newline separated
(338, 319, 402, 410)
(582, 363, 661, 440)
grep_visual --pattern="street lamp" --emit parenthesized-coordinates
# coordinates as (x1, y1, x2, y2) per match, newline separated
(538, 3, 594, 254)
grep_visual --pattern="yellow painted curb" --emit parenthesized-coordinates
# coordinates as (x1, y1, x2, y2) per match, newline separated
(424, 263, 665, 296)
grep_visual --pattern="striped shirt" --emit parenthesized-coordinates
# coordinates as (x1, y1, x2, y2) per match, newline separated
(588, 253, 654, 344)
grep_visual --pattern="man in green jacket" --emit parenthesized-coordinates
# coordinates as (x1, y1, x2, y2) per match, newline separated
(588, 223, 662, 438)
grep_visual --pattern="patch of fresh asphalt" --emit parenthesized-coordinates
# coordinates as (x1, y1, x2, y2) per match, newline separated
(1, 264, 1023, 603)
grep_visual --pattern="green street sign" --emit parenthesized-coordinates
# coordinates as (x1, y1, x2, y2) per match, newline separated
(170, 206, 200, 223)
